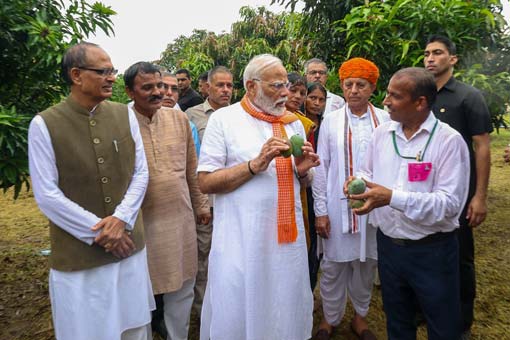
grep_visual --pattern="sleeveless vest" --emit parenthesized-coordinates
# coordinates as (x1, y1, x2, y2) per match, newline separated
(39, 97, 145, 271)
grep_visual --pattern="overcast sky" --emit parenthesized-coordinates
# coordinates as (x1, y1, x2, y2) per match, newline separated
(88, 0, 510, 73)
(89, 0, 301, 72)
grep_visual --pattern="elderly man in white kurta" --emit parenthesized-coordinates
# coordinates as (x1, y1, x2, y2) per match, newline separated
(197, 54, 320, 340)
(313, 58, 388, 340)
(28, 43, 154, 340)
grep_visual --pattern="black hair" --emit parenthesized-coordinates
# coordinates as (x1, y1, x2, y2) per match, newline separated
(198, 71, 209, 82)
(306, 82, 327, 97)
(426, 34, 457, 55)
(287, 72, 307, 87)
(175, 69, 191, 79)
(124, 62, 161, 90)
(393, 67, 437, 109)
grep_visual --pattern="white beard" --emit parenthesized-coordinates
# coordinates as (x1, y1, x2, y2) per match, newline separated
(254, 90, 287, 116)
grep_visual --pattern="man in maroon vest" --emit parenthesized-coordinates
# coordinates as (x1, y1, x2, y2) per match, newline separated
(28, 42, 154, 340)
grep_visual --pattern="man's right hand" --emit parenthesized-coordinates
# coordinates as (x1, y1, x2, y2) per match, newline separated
(249, 137, 291, 174)
(92, 216, 135, 257)
(315, 215, 331, 239)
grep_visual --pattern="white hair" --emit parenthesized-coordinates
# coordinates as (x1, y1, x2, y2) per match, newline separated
(243, 54, 284, 89)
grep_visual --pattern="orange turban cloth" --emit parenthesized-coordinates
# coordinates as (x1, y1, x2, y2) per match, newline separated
(338, 57, 379, 85)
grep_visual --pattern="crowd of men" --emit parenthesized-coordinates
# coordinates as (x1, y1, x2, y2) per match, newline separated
(28, 34, 492, 340)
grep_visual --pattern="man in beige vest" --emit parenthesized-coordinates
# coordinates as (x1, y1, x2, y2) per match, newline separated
(185, 65, 234, 317)
(28, 42, 154, 340)
(125, 62, 210, 340)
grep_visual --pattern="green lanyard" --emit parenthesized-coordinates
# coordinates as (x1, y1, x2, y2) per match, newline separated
(392, 120, 438, 162)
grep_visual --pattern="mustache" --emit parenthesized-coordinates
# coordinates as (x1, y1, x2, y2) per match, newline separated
(274, 97, 288, 106)
(149, 95, 163, 102)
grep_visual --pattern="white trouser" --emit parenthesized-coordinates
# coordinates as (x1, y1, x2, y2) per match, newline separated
(121, 323, 152, 340)
(320, 258, 377, 326)
(163, 278, 195, 340)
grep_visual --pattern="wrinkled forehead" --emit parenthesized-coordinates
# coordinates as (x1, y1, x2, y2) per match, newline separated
(258, 64, 287, 82)
(85, 46, 112, 66)
(135, 71, 162, 85)
(307, 62, 327, 71)
(342, 77, 372, 84)
(163, 76, 177, 85)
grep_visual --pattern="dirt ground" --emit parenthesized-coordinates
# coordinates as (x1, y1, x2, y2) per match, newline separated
(1, 131, 509, 340)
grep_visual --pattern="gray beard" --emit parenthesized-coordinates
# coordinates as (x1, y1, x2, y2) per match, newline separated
(254, 90, 287, 116)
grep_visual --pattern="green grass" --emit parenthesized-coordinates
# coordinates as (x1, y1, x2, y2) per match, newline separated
(1, 130, 510, 339)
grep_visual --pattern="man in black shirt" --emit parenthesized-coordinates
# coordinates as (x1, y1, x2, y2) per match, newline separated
(424, 34, 492, 340)
(176, 68, 203, 111)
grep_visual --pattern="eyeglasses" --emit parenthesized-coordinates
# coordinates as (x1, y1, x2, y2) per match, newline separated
(163, 84, 179, 92)
(252, 79, 290, 91)
(78, 67, 118, 77)
(307, 70, 327, 76)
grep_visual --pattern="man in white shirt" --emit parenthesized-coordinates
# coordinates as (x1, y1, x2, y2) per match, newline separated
(28, 42, 154, 340)
(304, 58, 345, 114)
(197, 54, 320, 340)
(349, 67, 470, 340)
(313, 57, 388, 340)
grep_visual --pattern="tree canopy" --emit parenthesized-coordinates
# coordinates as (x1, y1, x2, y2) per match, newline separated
(159, 6, 313, 100)
(0, 0, 116, 197)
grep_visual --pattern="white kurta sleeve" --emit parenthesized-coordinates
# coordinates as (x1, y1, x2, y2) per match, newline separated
(28, 116, 101, 245)
(312, 119, 331, 217)
(388, 133, 470, 227)
(197, 112, 227, 172)
(112, 108, 149, 230)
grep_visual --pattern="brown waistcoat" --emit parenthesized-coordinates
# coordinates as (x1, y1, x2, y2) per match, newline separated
(39, 97, 145, 271)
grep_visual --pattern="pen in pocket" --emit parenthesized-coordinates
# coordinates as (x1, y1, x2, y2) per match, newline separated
(113, 140, 118, 152)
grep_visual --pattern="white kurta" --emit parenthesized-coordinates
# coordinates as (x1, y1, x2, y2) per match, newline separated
(197, 103, 313, 340)
(324, 91, 345, 115)
(313, 106, 389, 262)
(28, 109, 155, 340)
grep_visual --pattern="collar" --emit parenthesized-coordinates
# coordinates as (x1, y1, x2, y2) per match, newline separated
(133, 106, 168, 125)
(346, 104, 370, 119)
(389, 111, 437, 138)
(203, 99, 216, 114)
(440, 76, 457, 92)
(66, 95, 101, 116)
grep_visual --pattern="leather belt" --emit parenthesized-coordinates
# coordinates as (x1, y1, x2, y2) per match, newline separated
(386, 230, 456, 246)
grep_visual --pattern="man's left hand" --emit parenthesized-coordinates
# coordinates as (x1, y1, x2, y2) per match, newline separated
(466, 194, 487, 227)
(349, 181, 392, 215)
(197, 211, 212, 225)
(294, 141, 320, 176)
(92, 216, 127, 247)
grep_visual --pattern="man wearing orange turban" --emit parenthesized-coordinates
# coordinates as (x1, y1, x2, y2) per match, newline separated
(312, 57, 388, 340)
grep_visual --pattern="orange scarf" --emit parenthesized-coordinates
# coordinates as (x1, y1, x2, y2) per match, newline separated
(240, 95, 299, 244)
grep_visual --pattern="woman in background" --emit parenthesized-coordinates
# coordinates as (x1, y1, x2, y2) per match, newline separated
(303, 82, 327, 292)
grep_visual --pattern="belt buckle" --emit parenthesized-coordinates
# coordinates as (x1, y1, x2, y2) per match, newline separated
(391, 238, 407, 246)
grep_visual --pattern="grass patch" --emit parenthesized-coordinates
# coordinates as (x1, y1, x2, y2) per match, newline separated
(2, 130, 510, 339)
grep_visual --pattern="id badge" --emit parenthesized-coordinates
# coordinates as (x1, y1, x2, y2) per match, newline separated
(408, 162, 432, 182)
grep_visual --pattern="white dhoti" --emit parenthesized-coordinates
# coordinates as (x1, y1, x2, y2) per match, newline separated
(50, 248, 155, 340)
(320, 258, 377, 326)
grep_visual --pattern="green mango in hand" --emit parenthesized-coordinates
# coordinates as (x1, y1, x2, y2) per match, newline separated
(290, 134, 305, 157)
